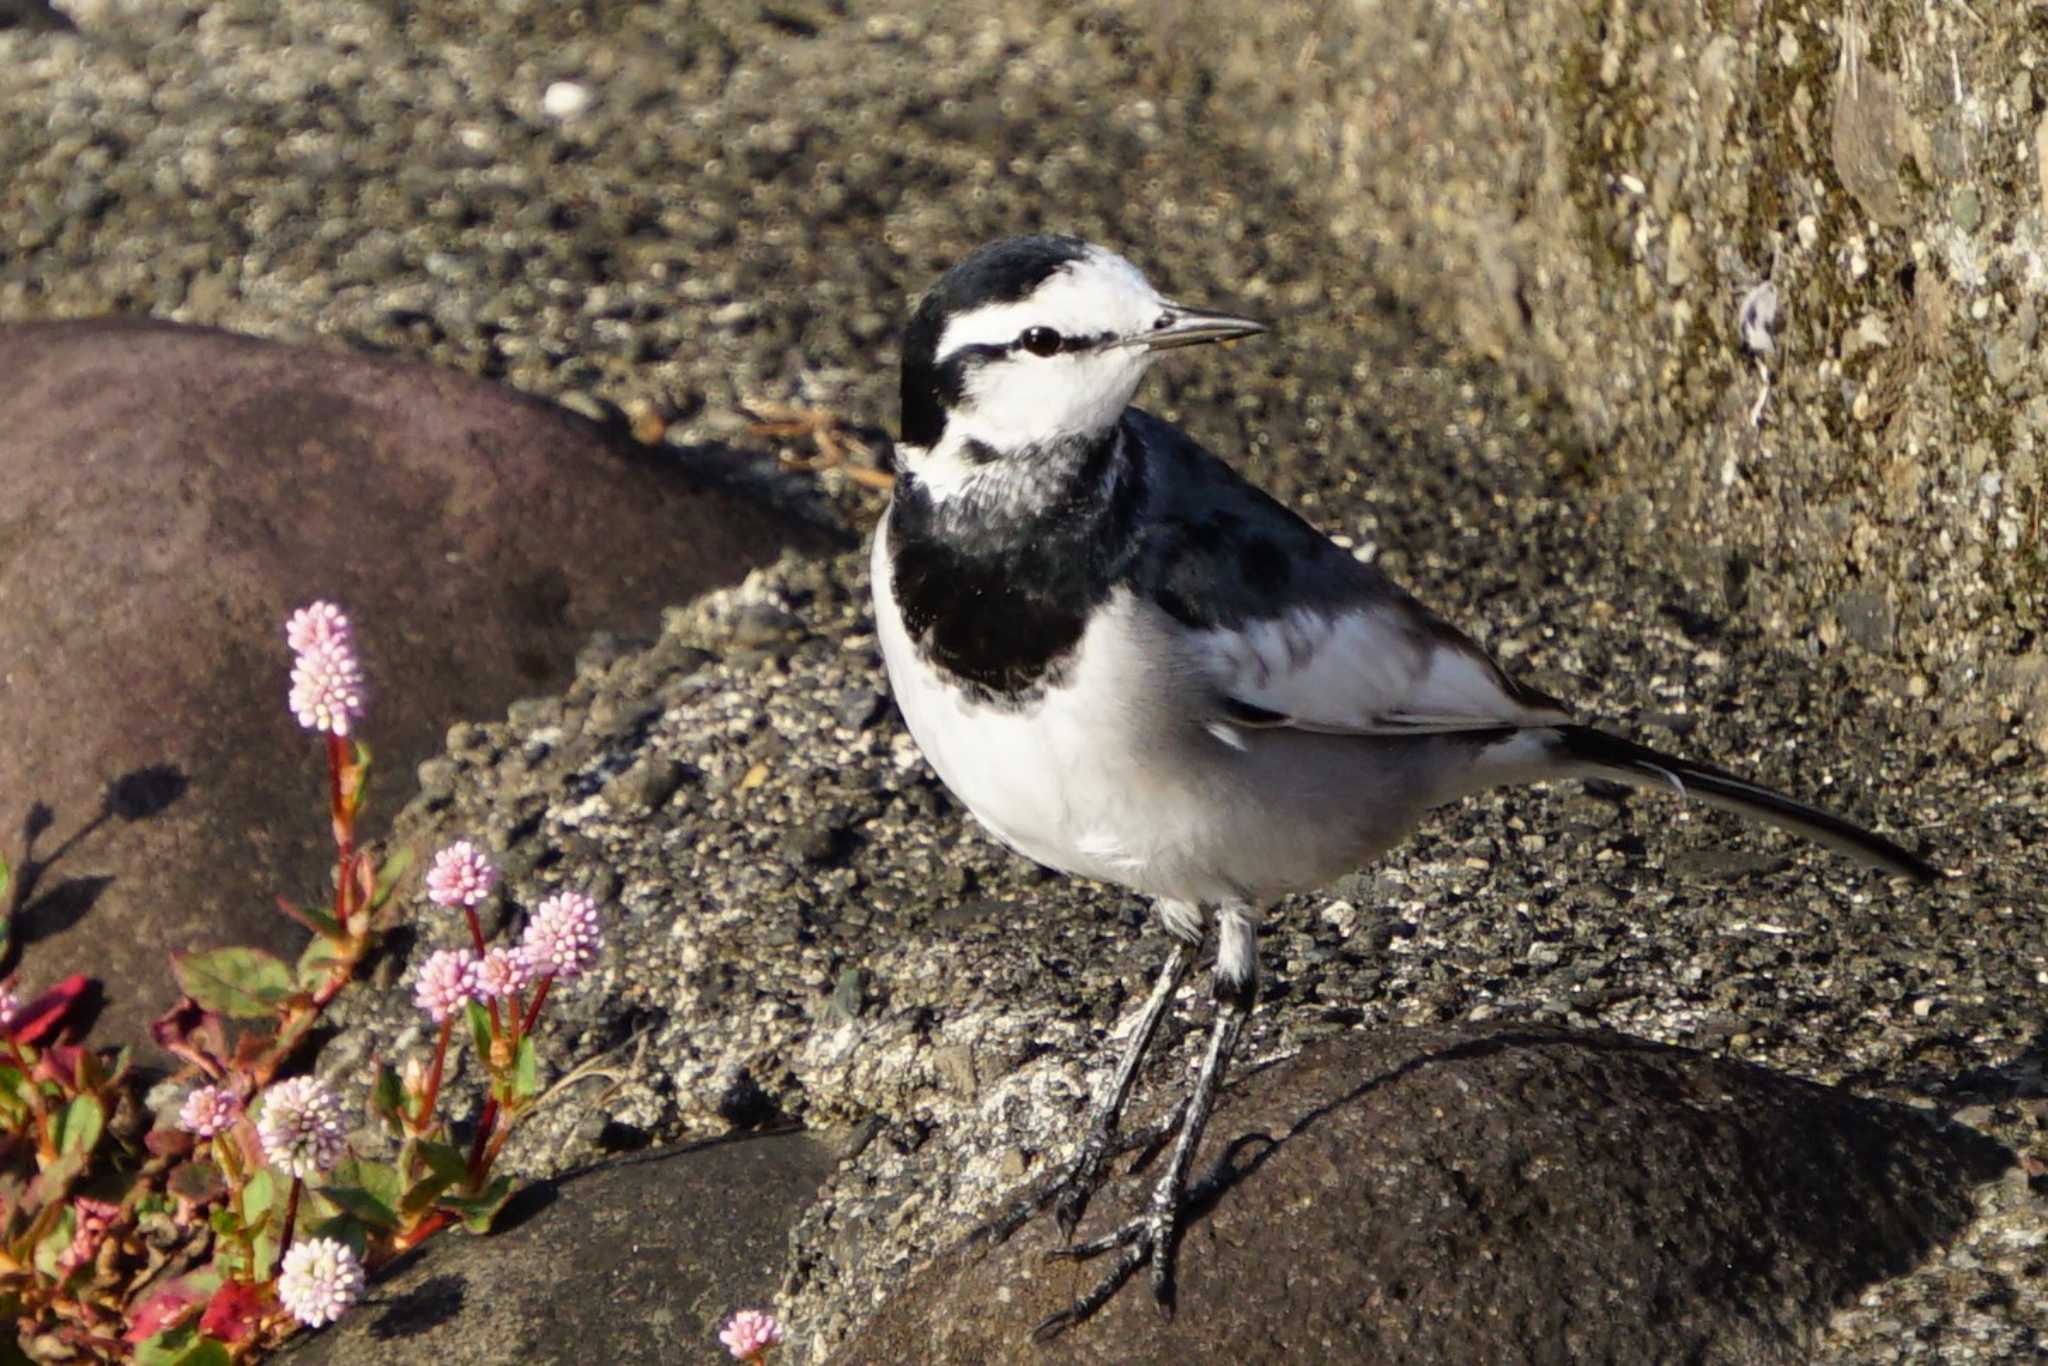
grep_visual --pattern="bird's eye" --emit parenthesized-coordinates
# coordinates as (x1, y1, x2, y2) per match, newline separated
(1019, 326, 1063, 357)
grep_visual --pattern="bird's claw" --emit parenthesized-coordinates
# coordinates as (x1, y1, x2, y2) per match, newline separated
(972, 1132, 1114, 1249)
(1034, 1197, 1182, 1339)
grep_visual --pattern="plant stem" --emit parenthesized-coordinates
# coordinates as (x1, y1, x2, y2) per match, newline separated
(279, 1176, 303, 1257)
(326, 734, 355, 936)
(465, 1097, 499, 1182)
(520, 975, 555, 1036)
(461, 906, 505, 1034)
(413, 1016, 454, 1133)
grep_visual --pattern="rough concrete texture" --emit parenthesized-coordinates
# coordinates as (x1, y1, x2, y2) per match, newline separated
(1157, 0, 2048, 757)
(5, 1, 2048, 1362)
(839, 1025, 2013, 1364)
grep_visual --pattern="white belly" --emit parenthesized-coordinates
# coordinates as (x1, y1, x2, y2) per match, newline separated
(870, 516, 1193, 890)
(873, 511, 1426, 907)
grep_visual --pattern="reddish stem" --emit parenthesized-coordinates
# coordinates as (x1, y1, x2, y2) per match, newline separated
(392, 1208, 452, 1252)
(326, 733, 355, 935)
(520, 975, 555, 1036)
(412, 1016, 454, 1132)
(466, 1098, 499, 1181)
(279, 1176, 303, 1258)
(462, 906, 504, 1034)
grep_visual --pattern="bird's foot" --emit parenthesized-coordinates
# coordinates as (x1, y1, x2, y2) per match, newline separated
(1032, 1177, 1185, 1339)
(972, 1097, 1189, 1249)
(973, 1129, 1114, 1249)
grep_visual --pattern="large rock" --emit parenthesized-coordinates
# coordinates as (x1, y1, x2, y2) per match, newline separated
(0, 318, 835, 1049)
(839, 1024, 2013, 1364)
(286, 1128, 839, 1365)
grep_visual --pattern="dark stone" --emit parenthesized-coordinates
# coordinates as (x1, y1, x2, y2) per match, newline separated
(284, 1130, 835, 1365)
(840, 1024, 2011, 1363)
(0, 0, 74, 31)
(0, 319, 837, 1050)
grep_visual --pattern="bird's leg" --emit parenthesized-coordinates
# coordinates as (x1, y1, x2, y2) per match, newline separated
(978, 927, 1197, 1247)
(1037, 904, 1257, 1336)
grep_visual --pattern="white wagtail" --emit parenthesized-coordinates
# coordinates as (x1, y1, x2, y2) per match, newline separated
(870, 235, 1935, 1334)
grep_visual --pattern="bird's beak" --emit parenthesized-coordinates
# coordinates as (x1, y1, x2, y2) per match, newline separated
(1136, 304, 1268, 352)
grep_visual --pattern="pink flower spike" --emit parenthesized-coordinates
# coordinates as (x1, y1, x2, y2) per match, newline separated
(414, 948, 481, 1024)
(257, 1076, 348, 1179)
(720, 1308, 785, 1360)
(0, 985, 19, 1030)
(425, 840, 499, 909)
(289, 639, 366, 736)
(59, 1197, 121, 1275)
(179, 1085, 243, 1138)
(285, 601, 353, 654)
(473, 945, 534, 1001)
(276, 1237, 364, 1327)
(521, 891, 605, 981)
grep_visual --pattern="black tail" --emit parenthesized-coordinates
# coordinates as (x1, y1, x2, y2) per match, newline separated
(1555, 725, 1937, 883)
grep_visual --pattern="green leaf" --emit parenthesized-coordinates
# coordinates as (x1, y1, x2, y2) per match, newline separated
(54, 1094, 103, 1157)
(240, 1168, 275, 1228)
(319, 1158, 402, 1230)
(507, 1034, 538, 1106)
(171, 948, 294, 1020)
(302, 1212, 371, 1260)
(368, 846, 413, 913)
(396, 1139, 465, 1217)
(317, 1184, 398, 1231)
(32, 1204, 73, 1278)
(134, 1324, 233, 1366)
(413, 1138, 469, 1183)
(464, 1000, 493, 1062)
(294, 933, 350, 990)
(438, 1173, 514, 1234)
(370, 1063, 406, 1131)
(0, 1065, 31, 1126)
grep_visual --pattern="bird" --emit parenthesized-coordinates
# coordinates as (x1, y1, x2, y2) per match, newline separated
(868, 234, 1936, 1335)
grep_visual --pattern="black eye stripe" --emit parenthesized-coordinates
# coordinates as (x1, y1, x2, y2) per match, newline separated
(1006, 329, 1116, 357)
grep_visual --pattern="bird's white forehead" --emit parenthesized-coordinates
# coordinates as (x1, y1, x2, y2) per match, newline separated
(935, 246, 1163, 359)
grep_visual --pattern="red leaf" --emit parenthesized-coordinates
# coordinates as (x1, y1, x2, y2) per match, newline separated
(126, 1282, 205, 1343)
(198, 1278, 269, 1345)
(150, 996, 228, 1075)
(10, 974, 95, 1046)
(31, 1042, 87, 1086)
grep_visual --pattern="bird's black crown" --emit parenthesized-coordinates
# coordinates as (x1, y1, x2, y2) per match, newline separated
(899, 235, 1092, 448)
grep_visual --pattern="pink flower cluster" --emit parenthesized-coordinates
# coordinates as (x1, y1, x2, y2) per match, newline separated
(257, 1075, 348, 1179)
(58, 1197, 120, 1275)
(179, 1084, 243, 1138)
(523, 891, 604, 980)
(414, 948, 481, 1023)
(414, 944, 541, 1024)
(425, 840, 499, 909)
(277, 1236, 364, 1327)
(286, 600, 366, 737)
(720, 1309, 785, 1360)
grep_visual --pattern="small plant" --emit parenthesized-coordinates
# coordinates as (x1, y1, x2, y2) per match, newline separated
(719, 1308, 785, 1362)
(0, 602, 608, 1361)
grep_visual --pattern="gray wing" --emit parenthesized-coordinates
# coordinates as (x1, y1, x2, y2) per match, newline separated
(1122, 409, 1571, 736)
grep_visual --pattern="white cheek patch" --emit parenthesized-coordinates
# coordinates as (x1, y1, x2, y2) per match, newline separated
(955, 350, 1147, 449)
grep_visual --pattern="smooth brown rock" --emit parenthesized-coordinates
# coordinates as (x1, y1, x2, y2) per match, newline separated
(0, 318, 834, 1051)
(841, 1025, 2011, 1364)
